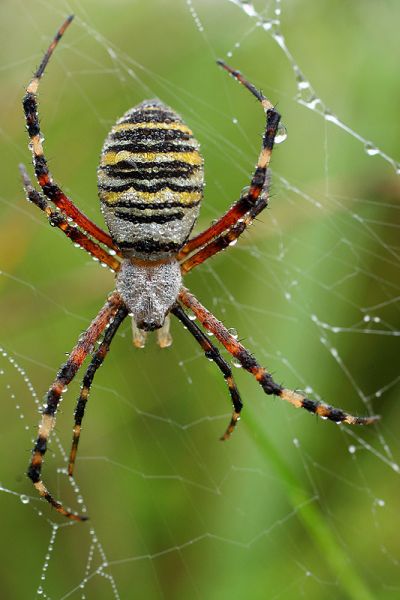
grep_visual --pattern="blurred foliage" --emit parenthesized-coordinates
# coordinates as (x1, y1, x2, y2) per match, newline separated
(0, 1, 399, 599)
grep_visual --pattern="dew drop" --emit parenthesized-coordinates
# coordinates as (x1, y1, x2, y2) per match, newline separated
(20, 494, 30, 504)
(241, 2, 257, 17)
(296, 77, 311, 91)
(348, 445, 357, 454)
(232, 358, 242, 369)
(262, 19, 273, 31)
(364, 142, 379, 156)
(227, 327, 238, 340)
(188, 313, 197, 321)
(275, 123, 287, 144)
(229, 239, 238, 247)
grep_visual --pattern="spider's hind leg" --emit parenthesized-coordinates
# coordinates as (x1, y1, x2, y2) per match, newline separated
(68, 304, 128, 477)
(178, 287, 380, 429)
(27, 292, 123, 521)
(172, 304, 243, 440)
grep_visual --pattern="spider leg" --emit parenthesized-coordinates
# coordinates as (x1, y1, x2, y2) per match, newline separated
(27, 291, 123, 521)
(22, 16, 119, 252)
(181, 187, 268, 274)
(171, 304, 243, 440)
(68, 303, 128, 477)
(19, 164, 121, 272)
(178, 61, 280, 261)
(178, 287, 380, 427)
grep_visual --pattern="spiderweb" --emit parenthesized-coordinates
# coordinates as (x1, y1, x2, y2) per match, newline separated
(1, 0, 399, 598)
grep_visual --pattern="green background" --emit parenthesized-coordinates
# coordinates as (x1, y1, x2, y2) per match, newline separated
(0, 1, 399, 598)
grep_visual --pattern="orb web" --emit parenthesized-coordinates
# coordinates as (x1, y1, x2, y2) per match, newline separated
(0, 1, 399, 598)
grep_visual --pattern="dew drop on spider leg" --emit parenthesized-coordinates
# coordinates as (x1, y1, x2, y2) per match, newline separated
(188, 313, 197, 321)
(227, 327, 238, 340)
(232, 358, 242, 368)
(275, 122, 287, 144)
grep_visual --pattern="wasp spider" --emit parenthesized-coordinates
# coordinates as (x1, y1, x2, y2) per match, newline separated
(21, 16, 379, 521)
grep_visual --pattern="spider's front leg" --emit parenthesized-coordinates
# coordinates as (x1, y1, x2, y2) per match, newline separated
(22, 16, 119, 252)
(19, 165, 121, 272)
(178, 287, 380, 428)
(178, 61, 281, 261)
(27, 291, 123, 521)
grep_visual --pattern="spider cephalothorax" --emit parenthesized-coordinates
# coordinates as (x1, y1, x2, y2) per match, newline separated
(22, 16, 379, 521)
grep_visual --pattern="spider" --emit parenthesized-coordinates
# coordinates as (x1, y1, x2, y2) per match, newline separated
(21, 16, 379, 521)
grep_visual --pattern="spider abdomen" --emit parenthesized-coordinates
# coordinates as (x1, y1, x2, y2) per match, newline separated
(98, 100, 204, 260)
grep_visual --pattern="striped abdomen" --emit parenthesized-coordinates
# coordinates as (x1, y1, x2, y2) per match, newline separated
(98, 100, 204, 260)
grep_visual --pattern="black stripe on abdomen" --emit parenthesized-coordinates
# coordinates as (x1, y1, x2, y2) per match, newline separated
(98, 181, 203, 194)
(118, 240, 183, 254)
(115, 210, 184, 224)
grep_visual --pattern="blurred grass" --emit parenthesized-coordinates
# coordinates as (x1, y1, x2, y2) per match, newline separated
(1, 1, 400, 599)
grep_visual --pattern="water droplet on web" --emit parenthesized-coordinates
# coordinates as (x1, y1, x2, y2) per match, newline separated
(296, 74, 311, 91)
(232, 358, 242, 368)
(232, 117, 238, 125)
(227, 51, 233, 58)
(272, 31, 285, 48)
(241, 2, 257, 17)
(348, 445, 357, 454)
(262, 19, 273, 31)
(275, 123, 287, 144)
(376, 498, 385, 507)
(20, 494, 29, 504)
(306, 96, 322, 110)
(364, 142, 379, 156)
